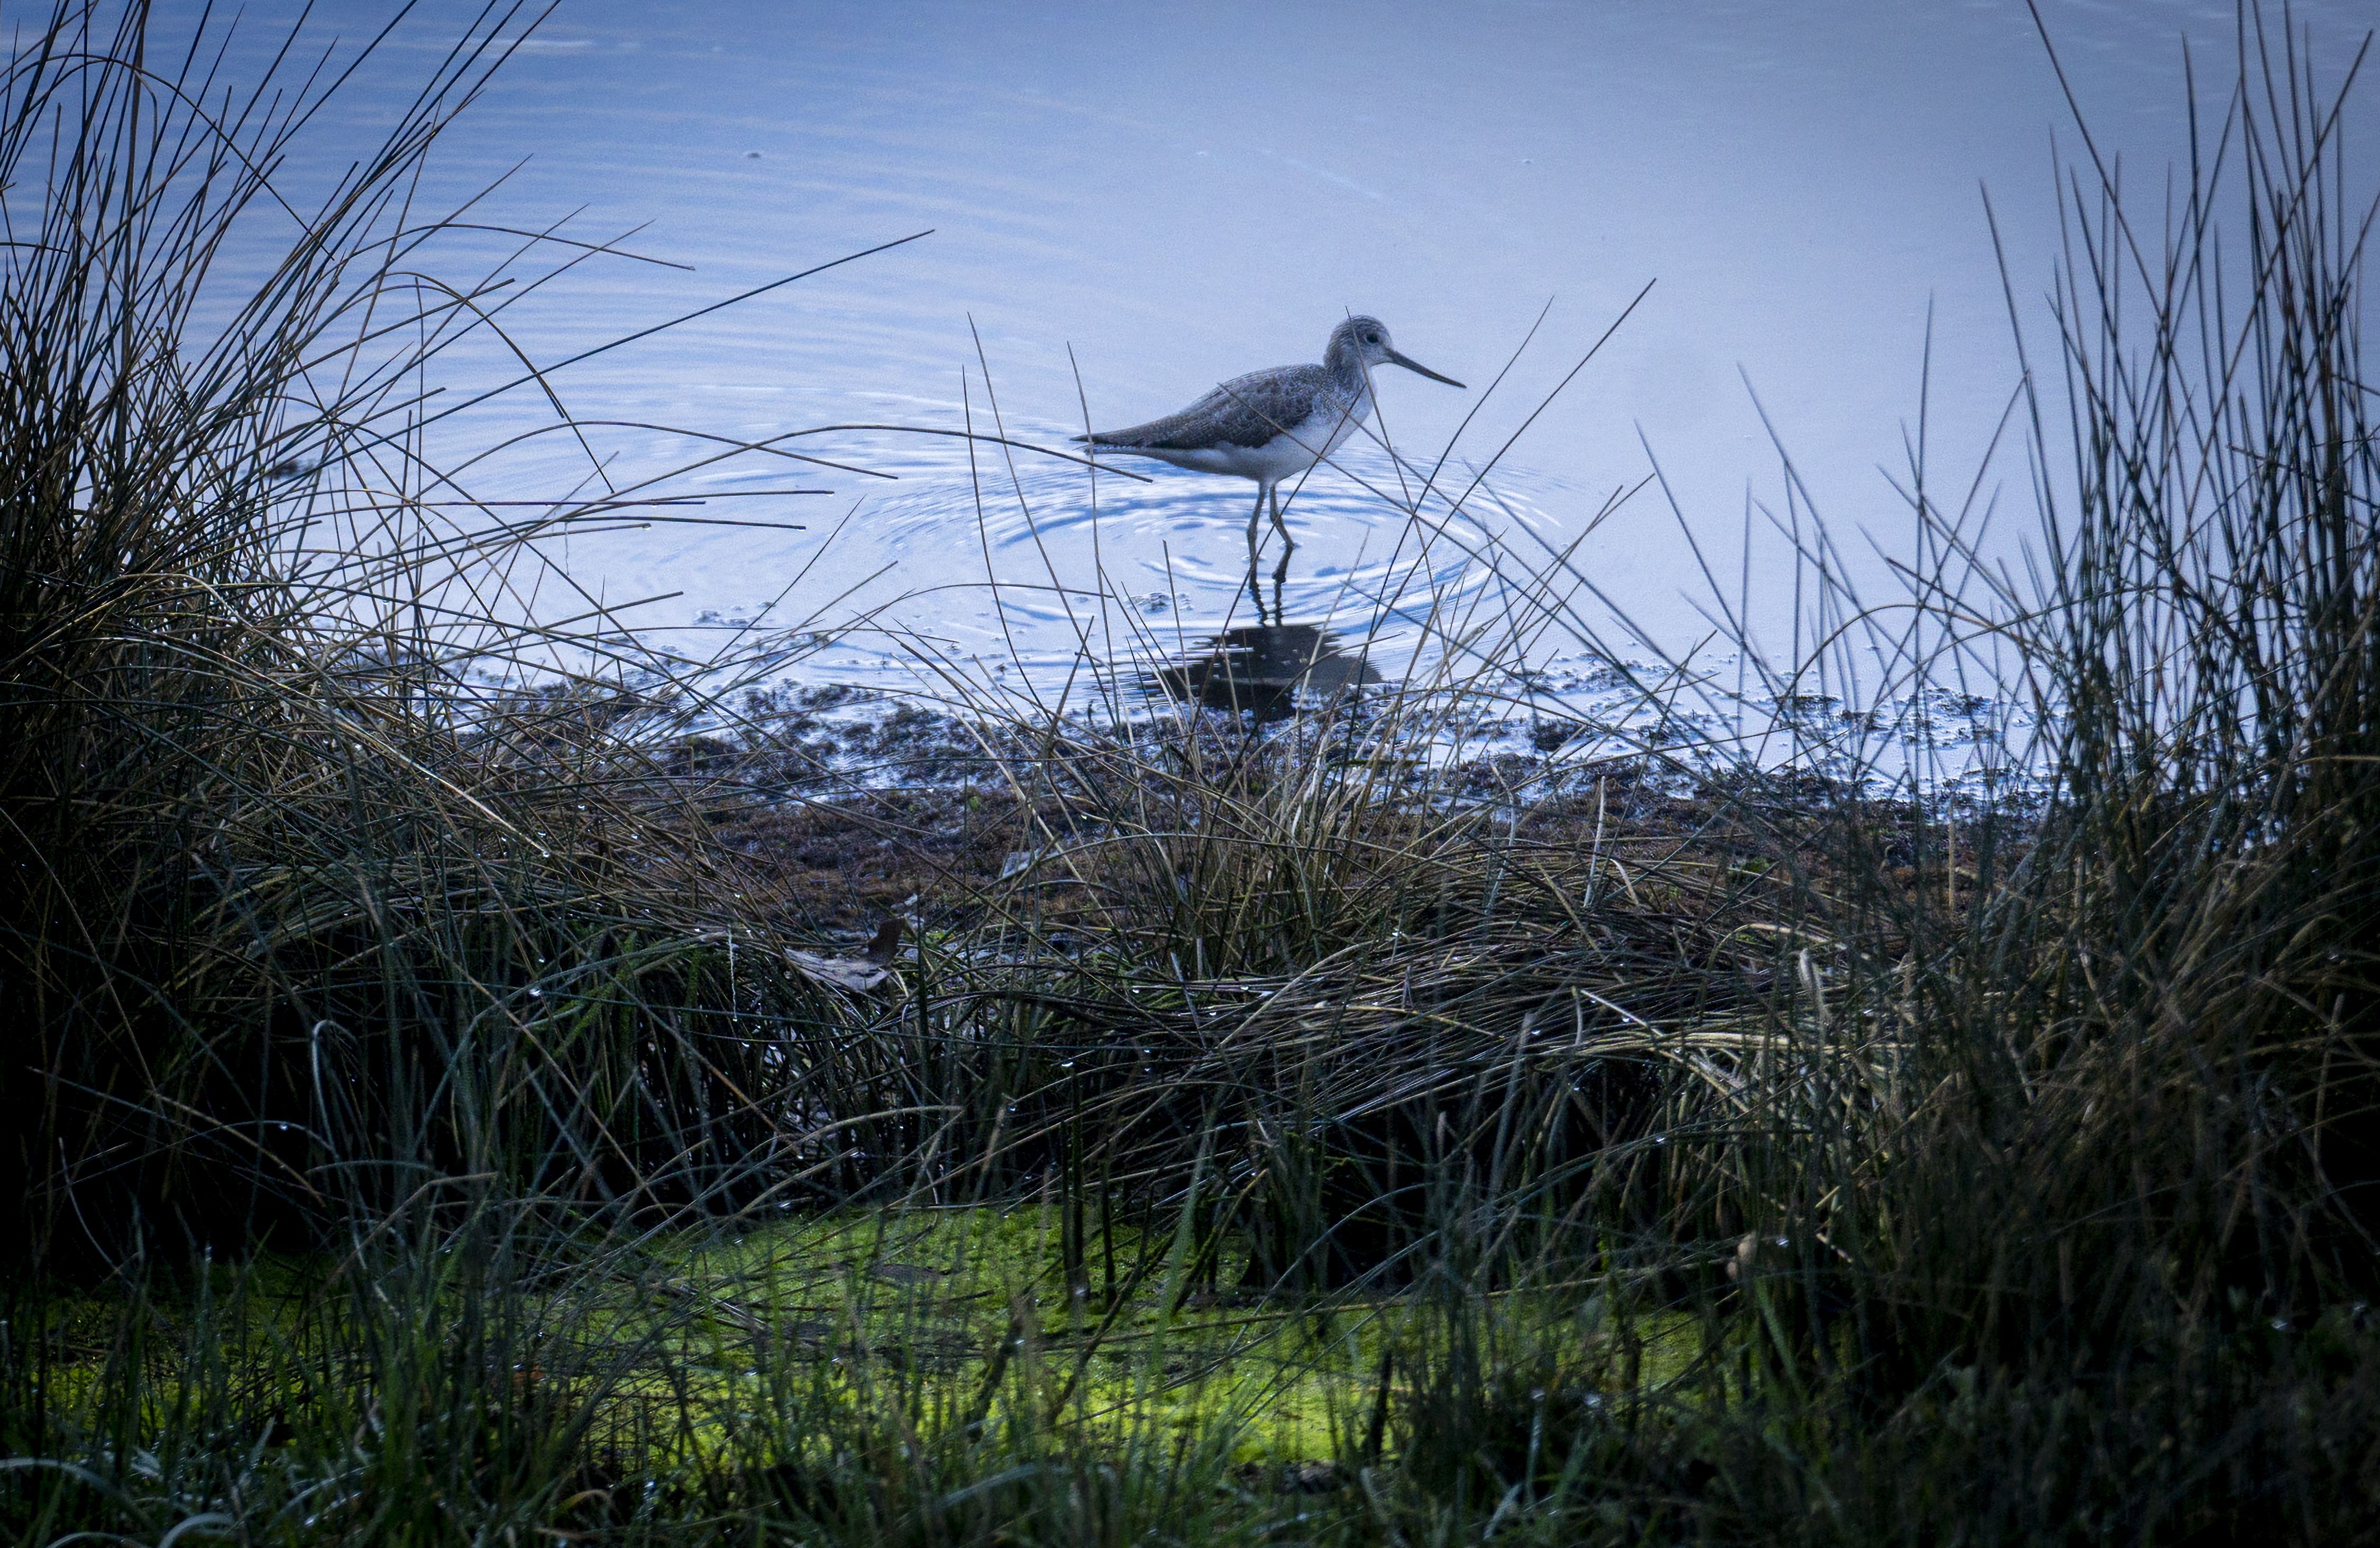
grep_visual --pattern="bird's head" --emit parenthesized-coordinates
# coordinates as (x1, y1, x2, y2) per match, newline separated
(1328, 316, 1465, 387)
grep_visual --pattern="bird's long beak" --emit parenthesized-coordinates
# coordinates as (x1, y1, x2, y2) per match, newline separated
(1384, 347, 1465, 388)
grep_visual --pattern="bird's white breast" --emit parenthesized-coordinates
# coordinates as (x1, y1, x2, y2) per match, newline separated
(1237, 389, 1371, 481)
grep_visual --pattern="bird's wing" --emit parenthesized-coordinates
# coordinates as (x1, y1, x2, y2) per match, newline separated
(1076, 365, 1338, 450)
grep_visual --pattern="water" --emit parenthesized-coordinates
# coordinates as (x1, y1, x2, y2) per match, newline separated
(175, 2, 2380, 721)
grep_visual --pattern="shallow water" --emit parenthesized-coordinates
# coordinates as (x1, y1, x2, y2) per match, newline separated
(185, 2, 2378, 714)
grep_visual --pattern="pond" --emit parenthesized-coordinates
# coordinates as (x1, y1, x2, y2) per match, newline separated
(197, 1, 2378, 722)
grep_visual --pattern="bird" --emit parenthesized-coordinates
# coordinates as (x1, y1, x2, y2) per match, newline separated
(1075, 316, 1464, 617)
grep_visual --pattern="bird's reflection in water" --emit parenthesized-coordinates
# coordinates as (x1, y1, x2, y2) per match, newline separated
(1147, 623, 1380, 723)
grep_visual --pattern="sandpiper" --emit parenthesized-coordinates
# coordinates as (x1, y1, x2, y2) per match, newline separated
(1075, 316, 1464, 581)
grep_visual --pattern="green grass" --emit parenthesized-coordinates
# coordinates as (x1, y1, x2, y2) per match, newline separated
(7, 1207, 1715, 1544)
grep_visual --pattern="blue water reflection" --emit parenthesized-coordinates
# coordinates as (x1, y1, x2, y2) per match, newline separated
(176, 0, 2378, 703)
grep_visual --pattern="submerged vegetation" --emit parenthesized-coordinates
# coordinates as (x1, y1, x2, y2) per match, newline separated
(5, 2, 2377, 1543)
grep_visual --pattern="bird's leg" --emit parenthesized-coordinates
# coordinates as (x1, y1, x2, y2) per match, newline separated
(1246, 482, 1271, 624)
(1268, 486, 1294, 625)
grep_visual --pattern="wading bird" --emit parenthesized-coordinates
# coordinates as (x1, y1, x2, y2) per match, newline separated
(1076, 316, 1463, 618)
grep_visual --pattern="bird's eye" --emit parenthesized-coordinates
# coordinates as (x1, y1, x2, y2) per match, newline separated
(1365, 333, 1380, 344)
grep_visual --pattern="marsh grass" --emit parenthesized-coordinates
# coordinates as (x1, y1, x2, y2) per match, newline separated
(0, 0, 903, 1271)
(7, 1, 2380, 1543)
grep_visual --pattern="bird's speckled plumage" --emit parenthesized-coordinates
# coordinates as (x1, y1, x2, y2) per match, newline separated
(1075, 316, 1457, 478)
(1073, 316, 1463, 623)
(1084, 361, 1360, 459)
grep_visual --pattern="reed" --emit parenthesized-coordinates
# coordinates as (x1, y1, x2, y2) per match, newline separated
(0, 0, 860, 1270)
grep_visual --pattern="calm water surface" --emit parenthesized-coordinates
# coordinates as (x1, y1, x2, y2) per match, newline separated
(199, 1, 2378, 707)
